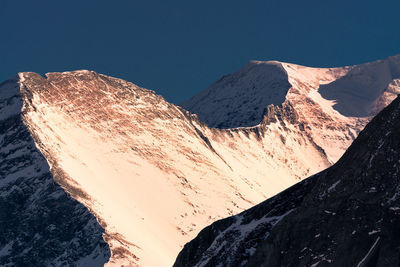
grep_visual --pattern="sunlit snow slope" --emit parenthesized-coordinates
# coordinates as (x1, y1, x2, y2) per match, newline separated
(2, 55, 399, 266)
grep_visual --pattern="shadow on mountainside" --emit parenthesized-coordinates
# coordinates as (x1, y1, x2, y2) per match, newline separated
(319, 57, 400, 117)
(181, 61, 292, 128)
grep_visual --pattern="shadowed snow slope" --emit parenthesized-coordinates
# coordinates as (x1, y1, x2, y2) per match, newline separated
(174, 95, 400, 267)
(1, 55, 399, 266)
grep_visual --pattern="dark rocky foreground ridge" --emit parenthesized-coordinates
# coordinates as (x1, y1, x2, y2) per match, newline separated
(0, 78, 110, 266)
(174, 95, 400, 267)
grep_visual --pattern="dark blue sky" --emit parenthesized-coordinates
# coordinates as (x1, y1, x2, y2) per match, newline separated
(1, 0, 399, 103)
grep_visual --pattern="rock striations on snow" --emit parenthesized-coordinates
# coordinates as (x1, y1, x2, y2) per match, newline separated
(0, 78, 110, 266)
(174, 94, 400, 267)
(1, 55, 400, 266)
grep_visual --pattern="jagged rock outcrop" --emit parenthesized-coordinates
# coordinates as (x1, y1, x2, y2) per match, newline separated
(174, 95, 400, 267)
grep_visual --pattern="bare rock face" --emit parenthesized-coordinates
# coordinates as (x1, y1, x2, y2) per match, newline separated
(0, 78, 110, 266)
(174, 95, 400, 267)
(1, 55, 399, 266)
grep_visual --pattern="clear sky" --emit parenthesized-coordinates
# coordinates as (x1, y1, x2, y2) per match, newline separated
(1, 0, 400, 103)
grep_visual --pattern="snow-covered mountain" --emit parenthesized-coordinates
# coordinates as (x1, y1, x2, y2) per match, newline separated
(182, 55, 400, 162)
(174, 95, 400, 267)
(0, 78, 110, 266)
(1, 55, 399, 266)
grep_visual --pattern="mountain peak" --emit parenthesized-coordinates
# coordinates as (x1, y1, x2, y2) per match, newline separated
(0, 66, 338, 265)
(182, 56, 400, 163)
(183, 56, 400, 130)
